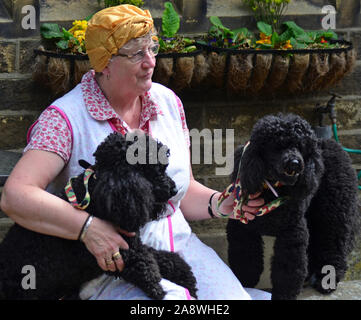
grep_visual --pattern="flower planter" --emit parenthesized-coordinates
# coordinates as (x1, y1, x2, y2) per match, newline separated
(32, 47, 90, 97)
(33, 40, 356, 98)
(185, 40, 356, 96)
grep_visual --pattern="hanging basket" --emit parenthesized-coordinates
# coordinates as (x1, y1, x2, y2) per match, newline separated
(153, 40, 356, 96)
(32, 47, 90, 97)
(152, 48, 204, 93)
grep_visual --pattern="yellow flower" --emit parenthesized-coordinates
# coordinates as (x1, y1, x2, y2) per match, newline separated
(68, 20, 88, 34)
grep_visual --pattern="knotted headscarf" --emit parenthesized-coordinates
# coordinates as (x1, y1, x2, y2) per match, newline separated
(85, 4, 154, 72)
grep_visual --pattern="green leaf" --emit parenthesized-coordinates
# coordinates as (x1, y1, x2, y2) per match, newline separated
(40, 23, 63, 39)
(295, 33, 313, 44)
(233, 27, 250, 38)
(279, 29, 292, 42)
(162, 2, 180, 38)
(282, 21, 306, 37)
(56, 39, 69, 50)
(271, 31, 279, 47)
(62, 28, 74, 41)
(320, 30, 338, 40)
(257, 21, 272, 36)
(209, 16, 225, 29)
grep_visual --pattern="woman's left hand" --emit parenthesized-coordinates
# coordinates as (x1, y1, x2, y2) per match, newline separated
(216, 192, 265, 221)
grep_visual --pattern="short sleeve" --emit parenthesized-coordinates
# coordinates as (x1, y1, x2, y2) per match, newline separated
(24, 107, 72, 163)
(174, 94, 190, 148)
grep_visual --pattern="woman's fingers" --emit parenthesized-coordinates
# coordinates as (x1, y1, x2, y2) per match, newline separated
(82, 217, 129, 272)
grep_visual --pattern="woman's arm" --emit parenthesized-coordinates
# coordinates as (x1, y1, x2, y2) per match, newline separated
(0, 149, 131, 272)
(180, 165, 264, 222)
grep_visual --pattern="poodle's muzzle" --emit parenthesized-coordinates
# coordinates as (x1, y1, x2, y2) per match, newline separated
(270, 148, 304, 185)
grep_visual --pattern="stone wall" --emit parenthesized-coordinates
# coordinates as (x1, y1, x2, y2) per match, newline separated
(1, 0, 361, 291)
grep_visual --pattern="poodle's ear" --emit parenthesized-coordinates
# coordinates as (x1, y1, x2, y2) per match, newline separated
(79, 159, 92, 169)
(236, 143, 265, 195)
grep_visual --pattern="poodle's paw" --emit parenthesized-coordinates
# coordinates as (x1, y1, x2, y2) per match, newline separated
(187, 286, 198, 300)
(309, 273, 337, 295)
(147, 284, 166, 300)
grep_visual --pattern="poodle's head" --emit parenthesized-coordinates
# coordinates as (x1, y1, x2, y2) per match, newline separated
(70, 132, 177, 232)
(233, 113, 324, 198)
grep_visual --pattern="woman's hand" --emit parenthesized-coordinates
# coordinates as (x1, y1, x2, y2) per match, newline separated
(81, 216, 135, 272)
(213, 192, 265, 221)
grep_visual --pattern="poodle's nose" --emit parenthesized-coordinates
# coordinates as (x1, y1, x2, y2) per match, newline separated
(284, 159, 303, 176)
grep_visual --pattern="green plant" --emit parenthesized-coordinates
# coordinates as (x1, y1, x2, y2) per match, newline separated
(40, 19, 89, 54)
(242, 0, 291, 33)
(97, 0, 144, 8)
(158, 2, 197, 53)
(199, 16, 255, 49)
(256, 20, 338, 50)
(200, 16, 341, 51)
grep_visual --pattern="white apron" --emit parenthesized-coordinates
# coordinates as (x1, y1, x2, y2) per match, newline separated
(76, 83, 270, 300)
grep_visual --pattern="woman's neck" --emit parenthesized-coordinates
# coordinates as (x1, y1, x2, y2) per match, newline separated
(96, 74, 142, 129)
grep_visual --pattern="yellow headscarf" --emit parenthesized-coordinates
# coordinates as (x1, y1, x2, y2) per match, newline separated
(85, 4, 154, 72)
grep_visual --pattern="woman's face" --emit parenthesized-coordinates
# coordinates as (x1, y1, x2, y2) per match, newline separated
(107, 39, 157, 96)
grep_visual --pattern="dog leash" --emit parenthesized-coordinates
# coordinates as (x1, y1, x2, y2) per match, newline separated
(215, 142, 287, 224)
(65, 168, 95, 210)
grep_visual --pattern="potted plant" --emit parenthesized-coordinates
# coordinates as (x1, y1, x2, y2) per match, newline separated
(192, 0, 356, 96)
(152, 2, 203, 92)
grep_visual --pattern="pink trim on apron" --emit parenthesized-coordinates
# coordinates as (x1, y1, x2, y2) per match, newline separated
(107, 119, 118, 132)
(27, 105, 74, 159)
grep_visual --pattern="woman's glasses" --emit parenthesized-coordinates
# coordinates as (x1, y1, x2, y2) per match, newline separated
(116, 43, 160, 64)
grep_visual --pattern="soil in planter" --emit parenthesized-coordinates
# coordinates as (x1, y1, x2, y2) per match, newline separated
(170, 56, 195, 92)
(152, 57, 174, 86)
(74, 60, 91, 86)
(205, 52, 227, 89)
(248, 54, 273, 95)
(263, 55, 290, 94)
(227, 54, 254, 94)
(190, 54, 209, 87)
(320, 52, 347, 89)
(345, 49, 357, 74)
(284, 54, 310, 94)
(304, 53, 330, 91)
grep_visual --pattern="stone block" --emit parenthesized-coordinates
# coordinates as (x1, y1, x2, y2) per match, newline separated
(0, 40, 16, 73)
(19, 38, 41, 73)
(298, 280, 361, 300)
(332, 62, 361, 96)
(0, 76, 53, 111)
(0, 111, 39, 149)
(350, 29, 361, 58)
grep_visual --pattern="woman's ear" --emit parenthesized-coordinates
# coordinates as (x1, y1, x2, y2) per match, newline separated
(237, 143, 265, 195)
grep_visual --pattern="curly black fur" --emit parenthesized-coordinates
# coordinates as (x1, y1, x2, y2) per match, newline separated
(227, 113, 360, 300)
(0, 132, 198, 300)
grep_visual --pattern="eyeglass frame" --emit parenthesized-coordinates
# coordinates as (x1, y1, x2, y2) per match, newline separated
(114, 43, 160, 64)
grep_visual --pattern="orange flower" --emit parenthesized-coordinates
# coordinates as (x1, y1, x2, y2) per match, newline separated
(256, 32, 271, 45)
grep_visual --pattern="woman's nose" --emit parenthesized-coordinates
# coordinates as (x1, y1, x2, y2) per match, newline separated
(142, 51, 156, 68)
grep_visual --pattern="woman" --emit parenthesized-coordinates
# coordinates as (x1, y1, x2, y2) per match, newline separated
(1, 5, 270, 300)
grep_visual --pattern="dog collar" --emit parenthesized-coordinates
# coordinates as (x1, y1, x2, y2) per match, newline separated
(215, 141, 287, 224)
(65, 168, 94, 210)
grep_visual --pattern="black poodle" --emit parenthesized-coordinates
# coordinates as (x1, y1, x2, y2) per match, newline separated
(226, 113, 359, 300)
(0, 131, 197, 300)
